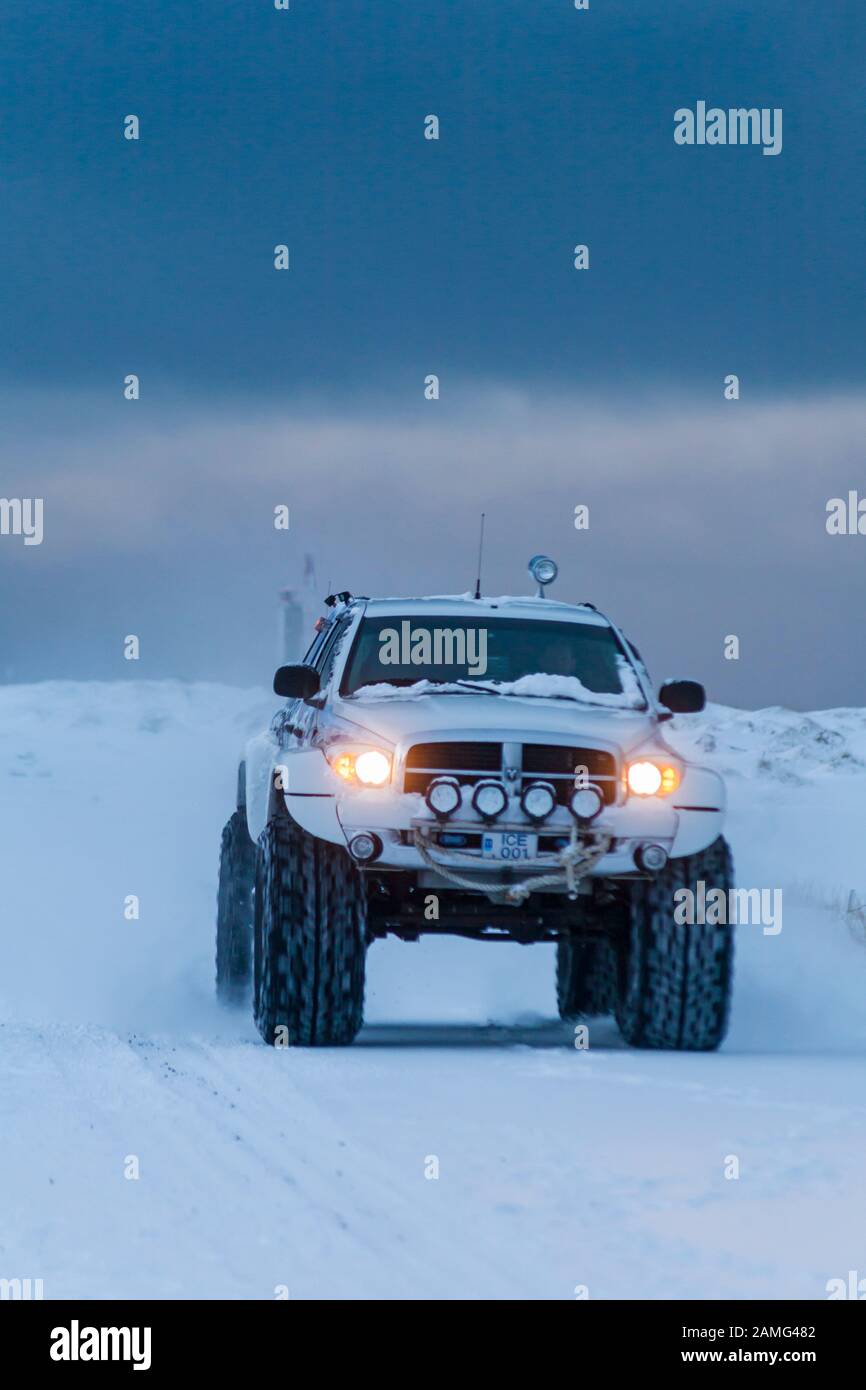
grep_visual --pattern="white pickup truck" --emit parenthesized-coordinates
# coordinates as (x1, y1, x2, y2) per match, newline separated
(216, 558, 733, 1050)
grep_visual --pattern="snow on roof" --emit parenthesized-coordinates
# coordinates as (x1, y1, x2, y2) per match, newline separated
(359, 595, 610, 625)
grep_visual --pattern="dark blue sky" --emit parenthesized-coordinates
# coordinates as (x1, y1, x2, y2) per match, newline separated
(2, 1, 864, 398)
(1, 2, 865, 708)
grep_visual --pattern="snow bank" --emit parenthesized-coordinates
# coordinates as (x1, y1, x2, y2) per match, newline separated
(0, 679, 864, 1051)
(0, 681, 276, 1033)
(668, 702, 866, 783)
(2, 680, 866, 1299)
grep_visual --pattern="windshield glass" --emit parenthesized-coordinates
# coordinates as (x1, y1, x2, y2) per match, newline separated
(341, 616, 644, 706)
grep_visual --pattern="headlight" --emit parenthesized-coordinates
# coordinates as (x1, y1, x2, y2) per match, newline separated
(626, 759, 680, 797)
(355, 750, 391, 786)
(328, 746, 392, 787)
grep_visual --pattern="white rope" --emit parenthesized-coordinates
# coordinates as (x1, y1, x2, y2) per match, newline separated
(411, 824, 612, 905)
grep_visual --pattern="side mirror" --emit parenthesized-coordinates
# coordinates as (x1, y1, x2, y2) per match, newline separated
(274, 664, 321, 700)
(658, 679, 705, 714)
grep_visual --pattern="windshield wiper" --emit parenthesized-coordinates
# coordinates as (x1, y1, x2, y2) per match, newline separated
(349, 678, 502, 696)
(443, 680, 502, 696)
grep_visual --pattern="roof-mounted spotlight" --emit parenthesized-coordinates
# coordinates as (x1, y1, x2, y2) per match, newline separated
(528, 554, 558, 597)
(471, 779, 508, 822)
(425, 776, 462, 821)
(520, 780, 557, 824)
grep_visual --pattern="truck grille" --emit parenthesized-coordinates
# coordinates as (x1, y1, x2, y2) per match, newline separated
(403, 740, 617, 804)
(404, 742, 502, 794)
(523, 744, 617, 805)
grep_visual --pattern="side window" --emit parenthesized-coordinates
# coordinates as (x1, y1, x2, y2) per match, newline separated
(302, 628, 328, 667)
(275, 626, 327, 729)
(317, 619, 351, 690)
(626, 638, 651, 684)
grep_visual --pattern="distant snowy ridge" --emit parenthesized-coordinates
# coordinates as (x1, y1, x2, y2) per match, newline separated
(0, 678, 276, 742)
(2, 681, 866, 784)
(669, 703, 866, 783)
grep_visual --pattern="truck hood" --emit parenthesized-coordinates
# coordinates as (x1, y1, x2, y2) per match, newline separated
(332, 691, 658, 755)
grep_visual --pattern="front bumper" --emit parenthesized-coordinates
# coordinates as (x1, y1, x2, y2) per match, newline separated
(335, 787, 716, 887)
(280, 745, 725, 890)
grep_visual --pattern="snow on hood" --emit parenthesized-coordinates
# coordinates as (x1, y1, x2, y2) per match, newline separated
(349, 658, 644, 710)
(333, 688, 653, 751)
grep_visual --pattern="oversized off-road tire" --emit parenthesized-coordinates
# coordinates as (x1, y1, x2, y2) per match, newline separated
(556, 938, 618, 1019)
(253, 816, 367, 1047)
(216, 810, 256, 1004)
(615, 836, 734, 1050)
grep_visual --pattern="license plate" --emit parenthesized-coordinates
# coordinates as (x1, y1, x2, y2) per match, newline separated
(481, 830, 537, 861)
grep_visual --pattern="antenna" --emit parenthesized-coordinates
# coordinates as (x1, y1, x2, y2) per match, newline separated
(473, 513, 486, 599)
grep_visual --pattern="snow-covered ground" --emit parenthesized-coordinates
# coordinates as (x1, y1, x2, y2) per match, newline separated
(1, 681, 865, 1300)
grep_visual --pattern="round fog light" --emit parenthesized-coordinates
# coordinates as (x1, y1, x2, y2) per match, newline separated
(520, 780, 557, 823)
(569, 785, 604, 822)
(635, 843, 668, 874)
(349, 832, 382, 863)
(425, 776, 462, 820)
(471, 779, 508, 822)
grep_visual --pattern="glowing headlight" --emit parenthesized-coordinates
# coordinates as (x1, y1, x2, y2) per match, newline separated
(329, 747, 392, 787)
(626, 760, 680, 797)
(354, 750, 392, 786)
(520, 780, 557, 823)
(332, 753, 355, 780)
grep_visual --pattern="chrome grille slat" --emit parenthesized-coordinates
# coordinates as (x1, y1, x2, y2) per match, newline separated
(521, 743, 617, 806)
(405, 741, 502, 772)
(403, 739, 618, 805)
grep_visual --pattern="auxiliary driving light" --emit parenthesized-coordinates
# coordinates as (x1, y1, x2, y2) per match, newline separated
(349, 832, 382, 863)
(569, 785, 604, 822)
(528, 553, 559, 596)
(520, 780, 557, 823)
(634, 843, 668, 874)
(425, 776, 462, 820)
(471, 779, 508, 822)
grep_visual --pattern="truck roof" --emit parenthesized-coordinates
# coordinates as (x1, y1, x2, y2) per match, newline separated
(357, 595, 611, 627)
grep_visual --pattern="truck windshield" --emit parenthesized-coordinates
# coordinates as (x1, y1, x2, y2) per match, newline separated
(341, 616, 643, 704)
